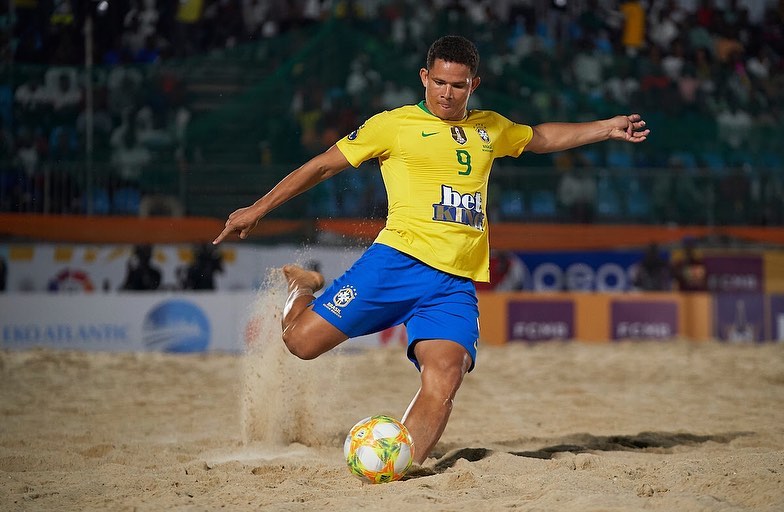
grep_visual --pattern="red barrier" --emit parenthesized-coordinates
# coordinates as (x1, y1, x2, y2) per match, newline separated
(5, 214, 784, 249)
(0, 214, 308, 244)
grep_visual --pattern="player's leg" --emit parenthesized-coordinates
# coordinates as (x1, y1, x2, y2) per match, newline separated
(283, 245, 417, 361)
(402, 339, 472, 464)
(399, 265, 478, 465)
(281, 264, 347, 359)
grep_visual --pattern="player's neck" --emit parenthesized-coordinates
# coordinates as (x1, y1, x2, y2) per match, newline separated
(419, 100, 469, 122)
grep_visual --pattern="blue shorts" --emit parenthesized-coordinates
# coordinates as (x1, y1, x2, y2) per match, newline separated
(312, 243, 479, 371)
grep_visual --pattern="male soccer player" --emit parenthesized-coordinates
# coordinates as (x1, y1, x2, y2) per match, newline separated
(213, 35, 649, 468)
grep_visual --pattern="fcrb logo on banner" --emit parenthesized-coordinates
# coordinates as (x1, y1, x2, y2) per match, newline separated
(143, 300, 210, 352)
(517, 250, 645, 292)
(703, 255, 763, 293)
(611, 300, 678, 340)
(507, 300, 574, 342)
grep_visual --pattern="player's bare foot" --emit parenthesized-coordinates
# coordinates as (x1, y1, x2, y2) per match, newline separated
(282, 264, 325, 293)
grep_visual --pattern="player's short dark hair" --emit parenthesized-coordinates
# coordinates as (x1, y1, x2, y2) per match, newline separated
(426, 35, 480, 76)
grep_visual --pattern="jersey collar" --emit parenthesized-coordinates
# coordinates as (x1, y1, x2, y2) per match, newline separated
(417, 100, 434, 116)
(417, 100, 470, 121)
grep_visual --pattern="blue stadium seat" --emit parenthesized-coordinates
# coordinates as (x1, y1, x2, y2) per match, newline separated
(606, 149, 634, 169)
(596, 174, 622, 218)
(499, 190, 525, 220)
(529, 190, 557, 218)
(112, 187, 141, 215)
(85, 187, 110, 215)
(669, 150, 698, 170)
(700, 151, 726, 172)
(625, 178, 651, 219)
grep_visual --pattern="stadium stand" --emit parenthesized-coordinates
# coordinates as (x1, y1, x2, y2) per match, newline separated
(1, 0, 782, 225)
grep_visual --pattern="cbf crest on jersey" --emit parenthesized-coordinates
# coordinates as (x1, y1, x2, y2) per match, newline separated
(450, 126, 468, 145)
(333, 285, 357, 308)
(476, 126, 490, 143)
(324, 285, 358, 318)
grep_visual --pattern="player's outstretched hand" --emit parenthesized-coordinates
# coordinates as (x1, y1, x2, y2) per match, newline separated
(609, 114, 649, 143)
(213, 205, 261, 245)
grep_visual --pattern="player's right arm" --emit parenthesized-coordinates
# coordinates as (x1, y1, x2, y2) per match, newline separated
(213, 144, 350, 244)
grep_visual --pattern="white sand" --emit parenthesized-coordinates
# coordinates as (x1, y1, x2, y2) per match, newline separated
(1, 286, 783, 511)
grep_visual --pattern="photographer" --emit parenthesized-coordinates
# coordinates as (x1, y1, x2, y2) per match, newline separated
(182, 243, 223, 290)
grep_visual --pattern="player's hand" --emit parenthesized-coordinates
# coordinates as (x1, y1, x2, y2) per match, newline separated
(213, 205, 261, 245)
(608, 114, 649, 143)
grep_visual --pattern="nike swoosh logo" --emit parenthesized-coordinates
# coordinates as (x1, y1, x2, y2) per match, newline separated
(421, 131, 439, 137)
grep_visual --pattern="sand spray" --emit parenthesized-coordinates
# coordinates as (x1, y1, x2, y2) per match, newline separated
(240, 265, 349, 449)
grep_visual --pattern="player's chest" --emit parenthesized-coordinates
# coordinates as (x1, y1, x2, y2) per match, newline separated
(396, 123, 496, 181)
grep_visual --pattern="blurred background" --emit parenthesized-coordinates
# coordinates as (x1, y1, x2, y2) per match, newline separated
(3, 0, 784, 222)
(1, 0, 783, 350)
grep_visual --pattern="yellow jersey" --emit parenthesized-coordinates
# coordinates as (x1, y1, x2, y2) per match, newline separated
(335, 101, 533, 282)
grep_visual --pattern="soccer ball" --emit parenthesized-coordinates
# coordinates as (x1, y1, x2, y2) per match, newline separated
(343, 415, 414, 484)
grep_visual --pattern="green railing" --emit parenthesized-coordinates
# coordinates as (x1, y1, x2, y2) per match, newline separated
(7, 159, 781, 227)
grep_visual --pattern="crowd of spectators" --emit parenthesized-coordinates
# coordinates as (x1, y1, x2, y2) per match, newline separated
(1, 0, 783, 224)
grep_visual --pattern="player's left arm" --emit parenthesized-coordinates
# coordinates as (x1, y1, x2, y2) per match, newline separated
(524, 114, 649, 154)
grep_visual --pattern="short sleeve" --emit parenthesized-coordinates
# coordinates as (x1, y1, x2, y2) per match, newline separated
(493, 114, 534, 158)
(335, 111, 396, 168)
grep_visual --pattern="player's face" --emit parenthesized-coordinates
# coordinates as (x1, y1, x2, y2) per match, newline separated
(420, 59, 480, 121)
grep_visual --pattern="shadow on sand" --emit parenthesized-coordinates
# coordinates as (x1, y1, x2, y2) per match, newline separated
(401, 431, 752, 480)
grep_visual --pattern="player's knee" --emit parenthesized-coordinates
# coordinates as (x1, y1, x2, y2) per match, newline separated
(422, 361, 466, 398)
(281, 328, 319, 360)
